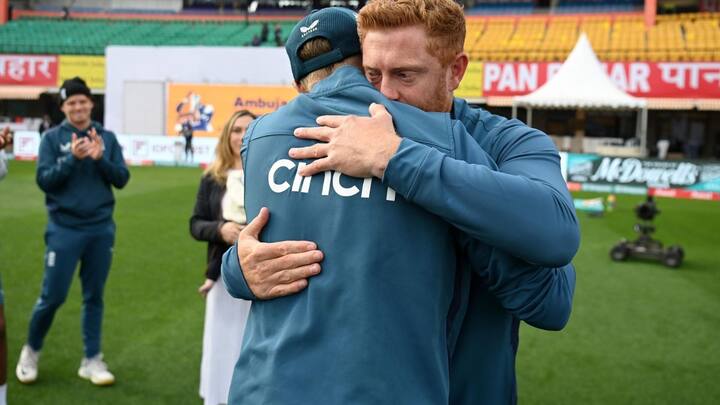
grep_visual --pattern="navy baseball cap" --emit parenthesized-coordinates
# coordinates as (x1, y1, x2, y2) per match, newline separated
(285, 7, 361, 82)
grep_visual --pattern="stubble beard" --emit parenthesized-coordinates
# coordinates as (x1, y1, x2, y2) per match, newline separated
(418, 80, 453, 113)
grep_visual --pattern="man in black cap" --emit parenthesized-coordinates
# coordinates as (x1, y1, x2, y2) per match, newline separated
(15, 76, 129, 386)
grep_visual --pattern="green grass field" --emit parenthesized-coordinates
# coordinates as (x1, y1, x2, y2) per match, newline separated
(1, 161, 718, 404)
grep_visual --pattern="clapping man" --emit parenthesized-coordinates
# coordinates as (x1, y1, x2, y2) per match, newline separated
(16, 77, 129, 386)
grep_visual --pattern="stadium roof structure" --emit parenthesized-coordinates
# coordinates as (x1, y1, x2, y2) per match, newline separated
(512, 33, 649, 155)
(513, 33, 646, 110)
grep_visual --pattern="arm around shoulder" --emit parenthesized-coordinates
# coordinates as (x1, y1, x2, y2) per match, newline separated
(384, 120, 579, 267)
(469, 241, 576, 331)
(489, 121, 580, 264)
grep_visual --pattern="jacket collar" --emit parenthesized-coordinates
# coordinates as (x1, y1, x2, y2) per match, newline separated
(309, 65, 372, 95)
(60, 119, 101, 135)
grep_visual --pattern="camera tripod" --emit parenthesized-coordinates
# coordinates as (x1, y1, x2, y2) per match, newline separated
(610, 218, 684, 268)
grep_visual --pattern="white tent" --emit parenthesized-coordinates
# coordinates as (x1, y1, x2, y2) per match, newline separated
(512, 33, 649, 155)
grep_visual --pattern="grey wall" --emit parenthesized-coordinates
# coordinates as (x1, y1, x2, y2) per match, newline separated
(123, 81, 165, 135)
(105, 46, 293, 135)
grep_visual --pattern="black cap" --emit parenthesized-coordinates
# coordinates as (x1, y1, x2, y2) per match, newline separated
(59, 77, 92, 104)
(285, 7, 361, 82)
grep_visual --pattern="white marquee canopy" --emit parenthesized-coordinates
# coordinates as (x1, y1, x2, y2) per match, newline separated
(512, 33, 649, 154)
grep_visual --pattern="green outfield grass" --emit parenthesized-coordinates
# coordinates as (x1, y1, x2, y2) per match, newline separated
(0, 161, 718, 404)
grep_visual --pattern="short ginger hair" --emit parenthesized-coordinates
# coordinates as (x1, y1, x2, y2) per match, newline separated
(357, 0, 466, 66)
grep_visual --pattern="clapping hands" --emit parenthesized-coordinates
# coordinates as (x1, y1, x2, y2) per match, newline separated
(71, 127, 104, 160)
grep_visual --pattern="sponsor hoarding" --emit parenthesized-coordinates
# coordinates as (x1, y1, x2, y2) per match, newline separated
(166, 83, 297, 137)
(12, 131, 42, 160)
(11, 133, 720, 202)
(57, 55, 105, 90)
(0, 54, 106, 89)
(0, 54, 58, 86)
(565, 153, 720, 201)
(456, 61, 484, 99)
(478, 62, 720, 99)
(13, 131, 218, 166)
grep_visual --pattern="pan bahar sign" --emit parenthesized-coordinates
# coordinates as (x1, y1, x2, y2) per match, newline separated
(565, 154, 720, 201)
(166, 83, 298, 137)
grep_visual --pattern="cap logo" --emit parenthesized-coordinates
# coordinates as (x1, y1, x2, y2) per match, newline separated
(60, 88, 67, 100)
(300, 19, 319, 37)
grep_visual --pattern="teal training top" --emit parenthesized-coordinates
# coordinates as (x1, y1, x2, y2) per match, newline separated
(36, 120, 129, 228)
(223, 66, 497, 405)
(383, 98, 578, 404)
(223, 67, 579, 404)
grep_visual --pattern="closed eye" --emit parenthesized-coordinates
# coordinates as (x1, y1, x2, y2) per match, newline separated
(395, 71, 416, 83)
(365, 70, 380, 84)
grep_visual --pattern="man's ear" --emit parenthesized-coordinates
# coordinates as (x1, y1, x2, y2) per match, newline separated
(293, 81, 306, 93)
(448, 52, 469, 92)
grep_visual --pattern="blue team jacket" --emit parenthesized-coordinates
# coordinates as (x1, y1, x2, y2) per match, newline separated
(385, 100, 578, 405)
(223, 67, 579, 403)
(36, 120, 129, 228)
(223, 66, 498, 404)
(384, 100, 579, 267)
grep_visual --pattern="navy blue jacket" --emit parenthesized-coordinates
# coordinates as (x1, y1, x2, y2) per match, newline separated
(36, 120, 129, 228)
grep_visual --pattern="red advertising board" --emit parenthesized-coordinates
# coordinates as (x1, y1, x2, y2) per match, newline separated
(0, 54, 58, 86)
(482, 62, 720, 99)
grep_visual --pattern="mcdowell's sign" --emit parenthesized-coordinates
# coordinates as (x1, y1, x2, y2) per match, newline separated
(567, 154, 720, 192)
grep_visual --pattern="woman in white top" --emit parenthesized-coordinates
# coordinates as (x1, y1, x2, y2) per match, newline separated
(190, 110, 256, 405)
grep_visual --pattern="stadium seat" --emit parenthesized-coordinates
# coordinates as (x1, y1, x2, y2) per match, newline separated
(2, 12, 718, 63)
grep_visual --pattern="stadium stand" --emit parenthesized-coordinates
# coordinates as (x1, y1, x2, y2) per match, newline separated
(555, 0, 643, 14)
(0, 18, 297, 54)
(0, 10, 718, 62)
(465, 0, 535, 16)
(463, 12, 720, 62)
(465, 0, 642, 15)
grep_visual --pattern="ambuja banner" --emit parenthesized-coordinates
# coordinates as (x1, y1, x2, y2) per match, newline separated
(13, 131, 218, 166)
(166, 83, 298, 138)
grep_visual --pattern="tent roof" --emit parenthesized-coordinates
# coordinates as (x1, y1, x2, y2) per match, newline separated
(514, 33, 646, 109)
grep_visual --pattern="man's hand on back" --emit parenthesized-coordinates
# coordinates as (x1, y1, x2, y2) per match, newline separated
(290, 103, 401, 179)
(238, 207, 324, 299)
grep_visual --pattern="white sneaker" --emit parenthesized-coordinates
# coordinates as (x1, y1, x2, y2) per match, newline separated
(78, 354, 115, 386)
(16, 344, 39, 384)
